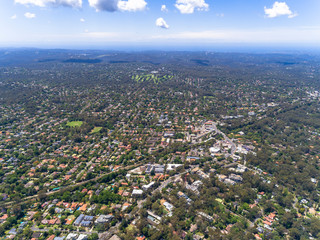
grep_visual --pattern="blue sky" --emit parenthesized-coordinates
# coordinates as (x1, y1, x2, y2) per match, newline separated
(0, 0, 319, 49)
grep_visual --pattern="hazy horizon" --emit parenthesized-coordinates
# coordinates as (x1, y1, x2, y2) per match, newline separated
(1, 44, 320, 55)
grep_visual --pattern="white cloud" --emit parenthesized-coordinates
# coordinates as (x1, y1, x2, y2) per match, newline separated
(24, 12, 36, 18)
(88, 0, 118, 12)
(15, 0, 49, 7)
(88, 0, 147, 12)
(264, 2, 297, 18)
(15, 0, 82, 8)
(161, 4, 168, 12)
(156, 17, 169, 29)
(288, 12, 298, 19)
(175, 0, 208, 14)
(80, 18, 85, 22)
(58, 0, 82, 7)
(118, 0, 147, 12)
(11, 14, 17, 20)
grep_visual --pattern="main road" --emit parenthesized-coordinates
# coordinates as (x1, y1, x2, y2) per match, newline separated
(211, 123, 237, 156)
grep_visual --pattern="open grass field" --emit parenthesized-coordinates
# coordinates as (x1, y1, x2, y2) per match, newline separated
(66, 121, 83, 127)
(132, 74, 173, 84)
(91, 127, 102, 133)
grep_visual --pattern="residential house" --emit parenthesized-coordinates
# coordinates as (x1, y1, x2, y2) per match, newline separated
(54, 237, 65, 240)
(73, 214, 85, 226)
(224, 179, 236, 185)
(147, 210, 162, 225)
(77, 234, 88, 240)
(229, 173, 243, 183)
(95, 214, 114, 225)
(109, 235, 121, 240)
(66, 233, 78, 240)
(47, 235, 55, 240)
(132, 189, 143, 197)
(142, 182, 155, 191)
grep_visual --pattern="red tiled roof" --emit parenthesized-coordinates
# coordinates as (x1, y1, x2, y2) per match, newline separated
(47, 235, 55, 240)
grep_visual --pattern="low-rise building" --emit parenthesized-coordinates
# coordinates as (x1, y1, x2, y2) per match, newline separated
(73, 214, 85, 226)
(224, 179, 236, 185)
(132, 189, 143, 197)
(147, 211, 162, 225)
(163, 202, 174, 216)
(177, 191, 192, 204)
(198, 211, 214, 222)
(142, 181, 155, 191)
(95, 214, 113, 225)
(54, 237, 65, 240)
(77, 234, 88, 240)
(229, 174, 243, 182)
(66, 233, 78, 240)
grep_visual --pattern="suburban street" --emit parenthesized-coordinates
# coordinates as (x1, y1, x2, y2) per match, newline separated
(0, 162, 144, 208)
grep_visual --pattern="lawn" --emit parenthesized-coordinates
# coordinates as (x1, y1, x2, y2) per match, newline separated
(91, 127, 102, 133)
(66, 121, 83, 127)
(126, 224, 135, 232)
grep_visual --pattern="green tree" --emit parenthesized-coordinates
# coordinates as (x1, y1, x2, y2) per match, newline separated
(89, 233, 99, 240)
